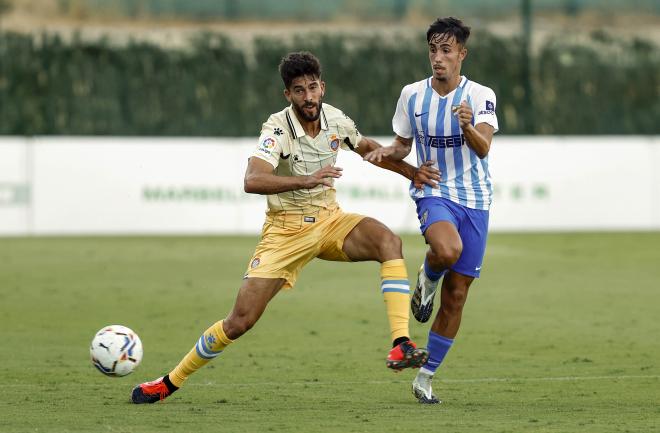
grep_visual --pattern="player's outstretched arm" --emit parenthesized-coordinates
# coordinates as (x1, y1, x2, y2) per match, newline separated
(356, 137, 440, 189)
(362, 135, 412, 163)
(244, 156, 342, 194)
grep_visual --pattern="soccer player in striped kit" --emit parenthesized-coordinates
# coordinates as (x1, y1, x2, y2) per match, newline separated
(365, 17, 499, 404)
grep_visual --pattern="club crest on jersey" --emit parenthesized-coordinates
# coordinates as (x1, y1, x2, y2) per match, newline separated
(329, 134, 340, 151)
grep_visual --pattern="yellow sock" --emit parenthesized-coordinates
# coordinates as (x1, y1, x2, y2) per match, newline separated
(168, 320, 233, 388)
(380, 259, 410, 342)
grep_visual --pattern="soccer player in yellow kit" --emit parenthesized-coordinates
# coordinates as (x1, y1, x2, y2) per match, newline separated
(131, 51, 441, 404)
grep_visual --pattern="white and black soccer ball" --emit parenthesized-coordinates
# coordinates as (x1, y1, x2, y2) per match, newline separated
(90, 325, 143, 377)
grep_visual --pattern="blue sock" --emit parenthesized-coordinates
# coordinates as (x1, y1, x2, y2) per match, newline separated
(424, 257, 446, 282)
(422, 330, 454, 374)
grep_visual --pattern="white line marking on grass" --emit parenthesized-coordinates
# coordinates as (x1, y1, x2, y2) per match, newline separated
(194, 374, 660, 388)
(6, 374, 659, 388)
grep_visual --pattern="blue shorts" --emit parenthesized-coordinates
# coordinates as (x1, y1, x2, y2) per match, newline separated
(416, 197, 489, 278)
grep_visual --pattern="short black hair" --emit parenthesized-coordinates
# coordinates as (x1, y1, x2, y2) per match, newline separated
(426, 17, 471, 46)
(278, 51, 322, 89)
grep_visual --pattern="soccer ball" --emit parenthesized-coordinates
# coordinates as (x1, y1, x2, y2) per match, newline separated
(90, 325, 143, 377)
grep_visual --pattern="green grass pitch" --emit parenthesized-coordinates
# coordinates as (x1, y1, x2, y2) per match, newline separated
(1, 233, 659, 432)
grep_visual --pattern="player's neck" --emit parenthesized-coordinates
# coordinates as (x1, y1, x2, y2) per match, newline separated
(431, 74, 461, 96)
(293, 112, 321, 138)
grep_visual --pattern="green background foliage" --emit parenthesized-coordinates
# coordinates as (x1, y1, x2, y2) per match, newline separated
(1, 31, 658, 136)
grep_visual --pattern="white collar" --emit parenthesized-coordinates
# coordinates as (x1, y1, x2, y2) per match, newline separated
(285, 105, 328, 139)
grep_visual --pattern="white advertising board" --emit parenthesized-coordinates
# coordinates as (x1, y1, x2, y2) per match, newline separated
(0, 136, 658, 235)
(0, 138, 30, 235)
(488, 136, 660, 231)
(31, 137, 264, 234)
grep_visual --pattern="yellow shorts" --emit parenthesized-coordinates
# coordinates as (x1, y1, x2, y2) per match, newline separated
(245, 208, 366, 289)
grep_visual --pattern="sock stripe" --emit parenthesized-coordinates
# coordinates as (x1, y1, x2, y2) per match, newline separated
(195, 335, 223, 360)
(382, 279, 409, 285)
(381, 287, 411, 294)
(381, 280, 410, 294)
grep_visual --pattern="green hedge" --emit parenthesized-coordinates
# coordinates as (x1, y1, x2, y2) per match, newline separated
(0, 31, 658, 136)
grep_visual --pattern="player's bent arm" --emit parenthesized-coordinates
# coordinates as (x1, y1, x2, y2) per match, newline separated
(462, 123, 494, 159)
(244, 156, 342, 194)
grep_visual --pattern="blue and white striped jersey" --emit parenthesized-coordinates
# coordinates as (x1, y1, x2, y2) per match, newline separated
(392, 76, 498, 210)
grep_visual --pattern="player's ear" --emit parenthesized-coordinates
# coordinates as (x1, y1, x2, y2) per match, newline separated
(320, 81, 325, 97)
(284, 88, 292, 103)
(459, 46, 468, 61)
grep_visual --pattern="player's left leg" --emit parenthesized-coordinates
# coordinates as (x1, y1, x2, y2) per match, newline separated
(131, 277, 284, 404)
(338, 217, 428, 370)
(413, 205, 489, 404)
(412, 271, 473, 404)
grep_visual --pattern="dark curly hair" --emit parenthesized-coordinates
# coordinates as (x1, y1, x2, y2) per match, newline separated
(427, 17, 471, 46)
(278, 51, 322, 89)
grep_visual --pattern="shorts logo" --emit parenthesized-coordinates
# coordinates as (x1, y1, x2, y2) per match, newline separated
(420, 209, 429, 225)
(250, 257, 260, 268)
(329, 134, 340, 151)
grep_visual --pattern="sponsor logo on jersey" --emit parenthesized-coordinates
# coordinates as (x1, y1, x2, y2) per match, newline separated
(260, 137, 276, 149)
(427, 134, 465, 148)
(258, 136, 276, 155)
(478, 100, 495, 116)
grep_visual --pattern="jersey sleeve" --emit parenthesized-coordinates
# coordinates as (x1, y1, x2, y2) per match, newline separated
(471, 87, 499, 133)
(392, 86, 413, 139)
(338, 112, 363, 151)
(252, 119, 287, 168)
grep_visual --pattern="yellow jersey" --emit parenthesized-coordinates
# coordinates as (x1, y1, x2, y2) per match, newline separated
(251, 103, 362, 217)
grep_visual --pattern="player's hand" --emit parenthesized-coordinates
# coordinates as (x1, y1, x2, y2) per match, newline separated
(453, 100, 473, 129)
(304, 165, 343, 188)
(363, 146, 396, 163)
(413, 160, 441, 189)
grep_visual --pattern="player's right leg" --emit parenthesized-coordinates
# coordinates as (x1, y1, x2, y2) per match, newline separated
(131, 277, 284, 404)
(412, 198, 463, 323)
(335, 216, 428, 370)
